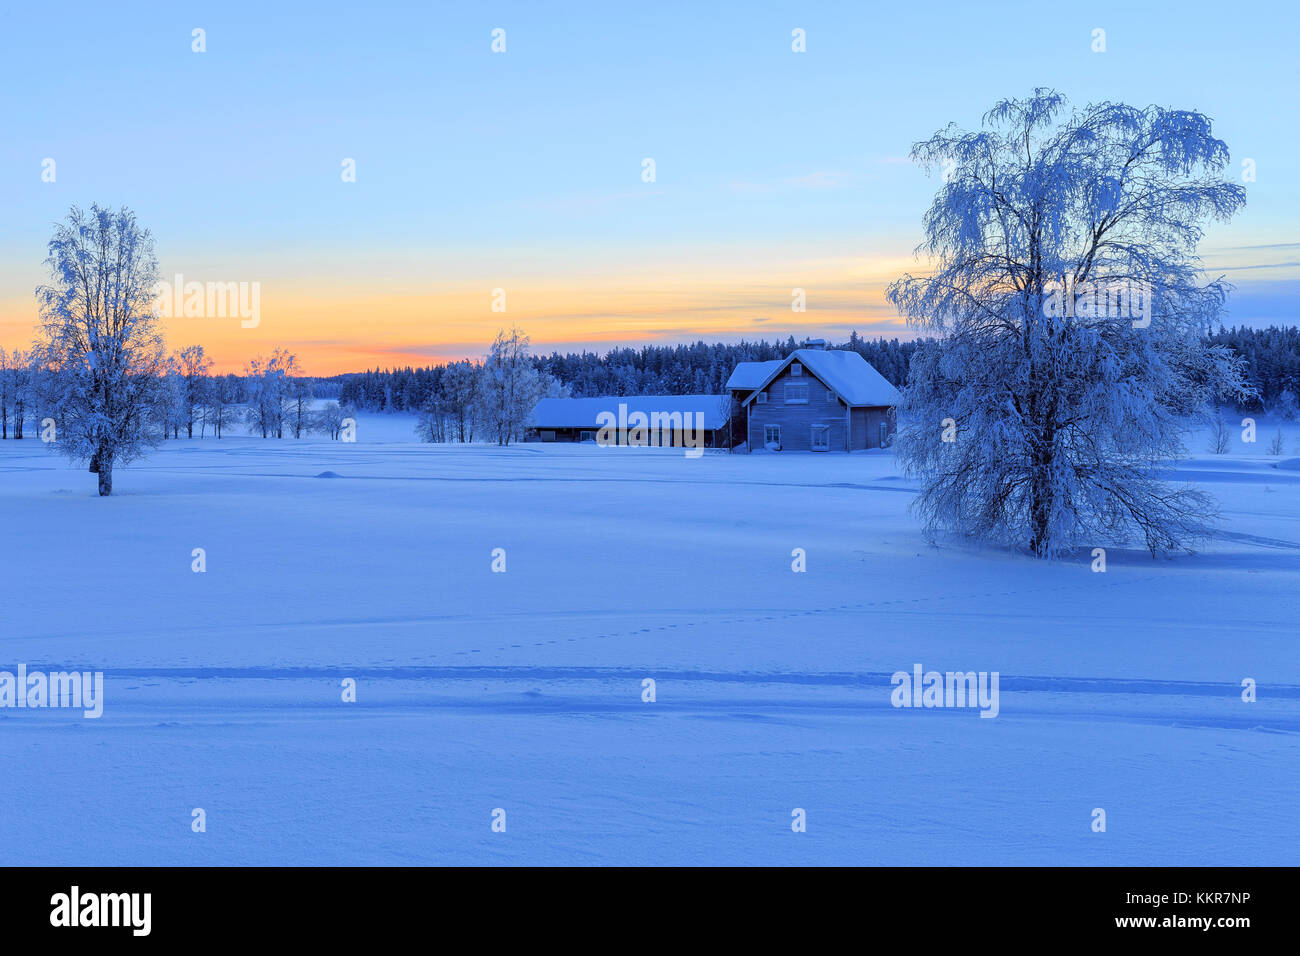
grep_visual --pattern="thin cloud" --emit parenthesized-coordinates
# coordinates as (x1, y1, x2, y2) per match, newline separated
(727, 170, 851, 194)
(1222, 241, 1300, 251)
(1206, 261, 1300, 272)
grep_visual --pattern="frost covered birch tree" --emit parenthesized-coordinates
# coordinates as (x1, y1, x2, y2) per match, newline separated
(0, 349, 34, 440)
(442, 361, 482, 443)
(888, 90, 1252, 557)
(176, 344, 213, 438)
(204, 375, 240, 439)
(244, 349, 297, 438)
(479, 327, 543, 446)
(35, 205, 168, 495)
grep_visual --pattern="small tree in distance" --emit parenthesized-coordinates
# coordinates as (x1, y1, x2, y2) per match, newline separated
(441, 361, 482, 443)
(316, 401, 347, 440)
(479, 327, 544, 446)
(176, 344, 213, 438)
(205, 375, 241, 439)
(1208, 412, 1231, 455)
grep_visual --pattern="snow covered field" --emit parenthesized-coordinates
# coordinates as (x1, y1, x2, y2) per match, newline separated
(1, 415, 1298, 865)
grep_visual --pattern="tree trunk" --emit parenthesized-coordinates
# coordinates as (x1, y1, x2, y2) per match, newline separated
(89, 448, 99, 473)
(1029, 494, 1049, 556)
(1028, 447, 1053, 556)
(97, 458, 113, 496)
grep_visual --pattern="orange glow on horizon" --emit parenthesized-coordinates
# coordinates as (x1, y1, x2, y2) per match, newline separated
(0, 255, 920, 376)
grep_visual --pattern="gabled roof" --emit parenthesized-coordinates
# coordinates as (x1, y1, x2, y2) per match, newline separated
(725, 360, 784, 391)
(531, 395, 730, 430)
(740, 349, 901, 407)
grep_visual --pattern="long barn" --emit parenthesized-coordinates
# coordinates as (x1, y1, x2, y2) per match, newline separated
(526, 395, 731, 447)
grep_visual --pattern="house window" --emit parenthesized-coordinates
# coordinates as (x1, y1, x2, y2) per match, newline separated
(763, 425, 781, 448)
(756, 391, 768, 404)
(791, 363, 802, 377)
(785, 383, 809, 404)
(579, 430, 595, 443)
(811, 424, 830, 451)
(540, 430, 556, 442)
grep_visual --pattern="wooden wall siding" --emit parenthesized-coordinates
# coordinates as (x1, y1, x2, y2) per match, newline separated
(850, 407, 894, 449)
(525, 426, 723, 446)
(720, 395, 747, 448)
(747, 365, 848, 451)
(527, 426, 590, 442)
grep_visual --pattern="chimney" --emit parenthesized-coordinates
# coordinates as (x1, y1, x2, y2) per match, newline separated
(803, 338, 827, 350)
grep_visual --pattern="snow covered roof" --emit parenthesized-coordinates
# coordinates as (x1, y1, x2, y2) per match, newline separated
(725, 360, 784, 391)
(740, 349, 902, 407)
(531, 395, 731, 430)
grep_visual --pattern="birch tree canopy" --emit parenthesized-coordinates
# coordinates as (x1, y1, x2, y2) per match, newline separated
(888, 90, 1253, 557)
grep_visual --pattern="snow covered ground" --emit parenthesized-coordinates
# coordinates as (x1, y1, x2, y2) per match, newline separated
(1, 414, 1297, 865)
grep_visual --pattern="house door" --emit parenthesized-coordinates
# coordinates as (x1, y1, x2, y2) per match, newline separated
(811, 424, 830, 452)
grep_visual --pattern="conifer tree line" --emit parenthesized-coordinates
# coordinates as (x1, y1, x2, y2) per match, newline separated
(1206, 326, 1300, 413)
(332, 333, 929, 413)
(324, 327, 1300, 415)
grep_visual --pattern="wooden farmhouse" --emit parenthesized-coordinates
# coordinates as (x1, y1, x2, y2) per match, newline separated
(724, 341, 901, 452)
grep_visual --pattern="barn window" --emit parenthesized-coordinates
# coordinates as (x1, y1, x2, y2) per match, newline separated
(764, 425, 781, 448)
(756, 391, 768, 404)
(784, 383, 808, 404)
(811, 424, 830, 451)
(791, 363, 802, 376)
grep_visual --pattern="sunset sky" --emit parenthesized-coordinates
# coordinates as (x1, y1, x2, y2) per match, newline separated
(1, 1, 1296, 375)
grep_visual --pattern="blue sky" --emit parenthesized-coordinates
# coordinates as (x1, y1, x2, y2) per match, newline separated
(1, 0, 1295, 371)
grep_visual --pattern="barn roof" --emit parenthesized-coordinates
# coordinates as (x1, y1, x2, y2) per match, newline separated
(530, 395, 731, 430)
(725, 360, 784, 391)
(739, 349, 901, 407)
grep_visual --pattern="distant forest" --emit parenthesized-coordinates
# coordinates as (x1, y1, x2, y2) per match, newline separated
(328, 332, 929, 412)
(1205, 326, 1300, 413)
(324, 327, 1300, 415)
